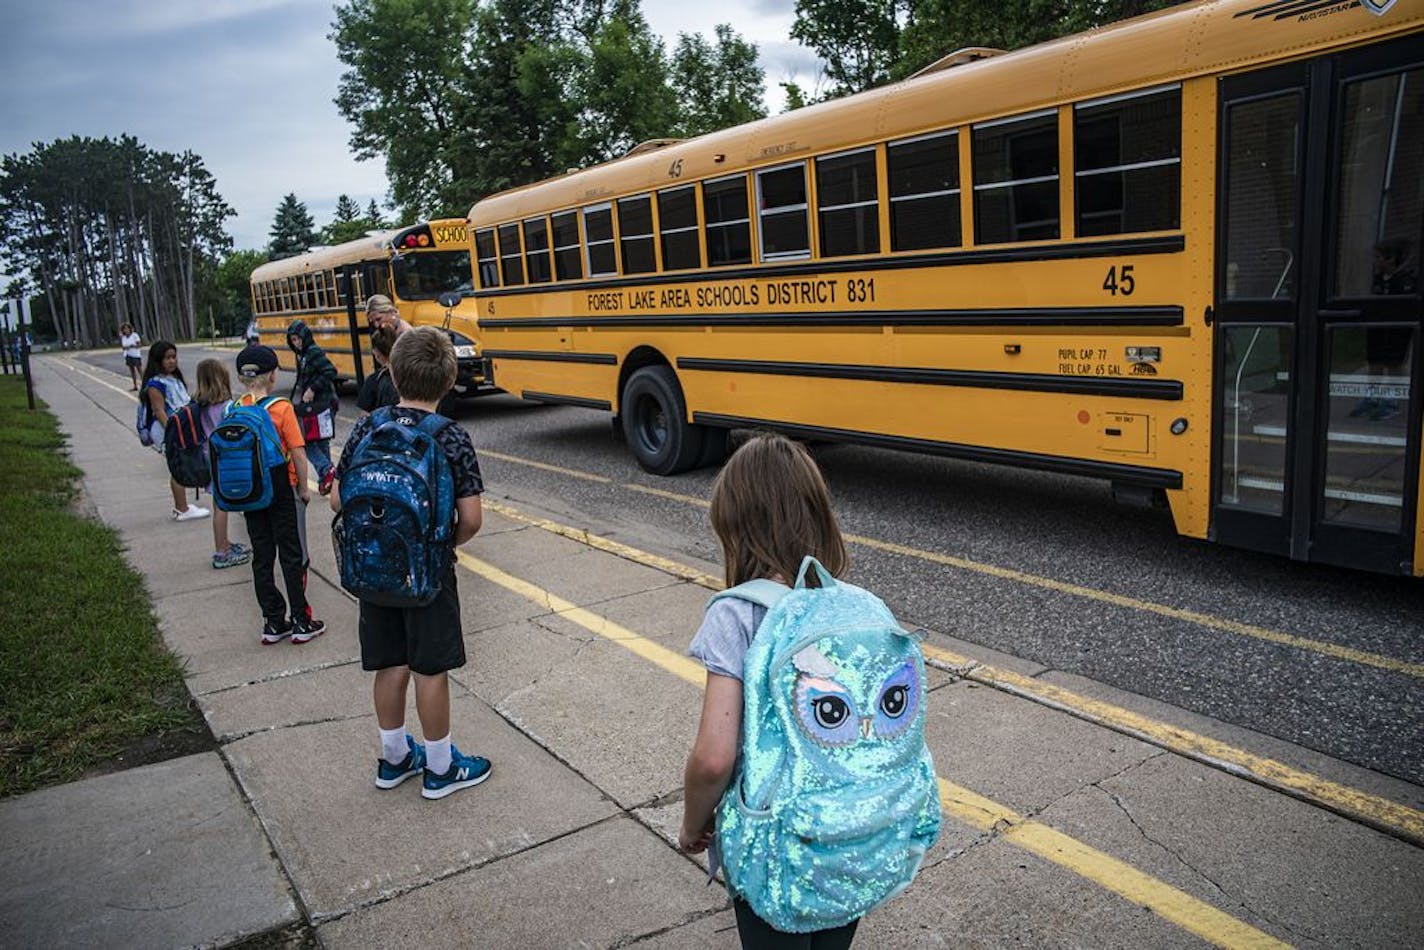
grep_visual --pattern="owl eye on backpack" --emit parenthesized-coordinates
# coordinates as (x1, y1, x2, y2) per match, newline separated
(711, 556, 941, 933)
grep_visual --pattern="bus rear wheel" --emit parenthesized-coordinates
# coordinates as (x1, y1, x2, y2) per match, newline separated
(622, 365, 703, 475)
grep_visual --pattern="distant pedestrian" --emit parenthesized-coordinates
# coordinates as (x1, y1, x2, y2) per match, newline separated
(286, 319, 340, 495)
(229, 344, 325, 646)
(119, 323, 142, 390)
(192, 358, 251, 570)
(330, 326, 490, 801)
(365, 294, 412, 337)
(141, 340, 209, 523)
(677, 432, 938, 947)
(355, 325, 400, 415)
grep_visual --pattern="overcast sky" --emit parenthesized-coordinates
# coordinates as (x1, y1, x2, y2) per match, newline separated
(0, 0, 821, 256)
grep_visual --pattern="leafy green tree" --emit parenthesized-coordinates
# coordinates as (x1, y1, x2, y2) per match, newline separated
(671, 24, 767, 137)
(321, 195, 381, 245)
(898, 0, 1183, 79)
(331, 0, 477, 219)
(267, 194, 318, 260)
(214, 248, 268, 335)
(567, 2, 679, 162)
(791, 0, 907, 97)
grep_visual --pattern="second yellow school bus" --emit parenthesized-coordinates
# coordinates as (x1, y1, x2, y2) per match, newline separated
(250, 218, 493, 397)
(466, 0, 1423, 576)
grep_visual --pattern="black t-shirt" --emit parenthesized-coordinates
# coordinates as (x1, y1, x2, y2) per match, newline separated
(356, 367, 400, 413)
(336, 406, 483, 498)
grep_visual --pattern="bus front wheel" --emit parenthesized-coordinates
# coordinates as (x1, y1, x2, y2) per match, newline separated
(621, 365, 703, 475)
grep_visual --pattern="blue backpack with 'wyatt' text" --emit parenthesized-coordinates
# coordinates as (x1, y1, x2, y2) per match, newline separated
(334, 407, 455, 607)
(711, 557, 941, 933)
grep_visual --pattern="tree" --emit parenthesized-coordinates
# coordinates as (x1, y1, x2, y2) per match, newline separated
(670, 24, 767, 137)
(333, 194, 362, 224)
(791, 0, 907, 97)
(0, 135, 233, 345)
(214, 249, 268, 336)
(791, 0, 1188, 98)
(321, 194, 383, 245)
(331, 0, 477, 219)
(267, 194, 318, 260)
(365, 200, 388, 228)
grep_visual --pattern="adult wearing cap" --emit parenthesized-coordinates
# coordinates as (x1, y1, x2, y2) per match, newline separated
(365, 294, 412, 337)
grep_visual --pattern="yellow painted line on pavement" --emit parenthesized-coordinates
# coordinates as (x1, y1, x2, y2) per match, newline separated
(453, 547, 1289, 949)
(479, 446, 1423, 680)
(480, 448, 613, 484)
(479, 497, 1424, 848)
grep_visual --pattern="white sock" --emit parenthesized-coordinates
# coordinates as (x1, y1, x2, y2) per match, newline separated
(379, 726, 408, 766)
(426, 734, 452, 775)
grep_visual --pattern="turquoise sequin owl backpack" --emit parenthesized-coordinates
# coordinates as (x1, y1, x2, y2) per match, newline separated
(711, 556, 941, 933)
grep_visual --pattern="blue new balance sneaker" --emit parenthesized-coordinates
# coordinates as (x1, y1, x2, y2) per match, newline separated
(375, 736, 427, 790)
(421, 747, 492, 800)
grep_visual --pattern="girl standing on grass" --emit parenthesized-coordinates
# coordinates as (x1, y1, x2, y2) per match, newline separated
(192, 358, 250, 569)
(677, 432, 862, 950)
(141, 341, 208, 523)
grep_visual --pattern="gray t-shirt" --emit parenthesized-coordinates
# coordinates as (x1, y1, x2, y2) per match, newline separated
(688, 597, 768, 681)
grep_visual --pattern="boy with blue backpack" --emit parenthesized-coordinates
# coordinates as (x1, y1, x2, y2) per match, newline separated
(329, 326, 490, 801)
(214, 344, 325, 646)
(679, 433, 940, 946)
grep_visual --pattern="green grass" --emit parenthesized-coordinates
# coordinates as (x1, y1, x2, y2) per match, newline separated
(0, 377, 194, 796)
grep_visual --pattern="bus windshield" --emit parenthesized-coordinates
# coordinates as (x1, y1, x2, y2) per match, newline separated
(392, 250, 473, 300)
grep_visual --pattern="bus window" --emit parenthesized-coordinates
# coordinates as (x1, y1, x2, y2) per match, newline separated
(974, 109, 1059, 243)
(703, 175, 751, 266)
(757, 162, 810, 261)
(1074, 86, 1181, 237)
(816, 148, 879, 257)
(1333, 68, 1422, 299)
(1225, 93, 1301, 300)
(888, 131, 961, 251)
(498, 222, 525, 286)
(584, 204, 617, 276)
(523, 217, 553, 284)
(475, 228, 499, 288)
(618, 195, 656, 274)
(552, 211, 582, 280)
(394, 251, 475, 299)
(658, 186, 700, 271)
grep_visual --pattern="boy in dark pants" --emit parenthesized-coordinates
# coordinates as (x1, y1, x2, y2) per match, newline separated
(234, 345, 326, 646)
(329, 327, 489, 800)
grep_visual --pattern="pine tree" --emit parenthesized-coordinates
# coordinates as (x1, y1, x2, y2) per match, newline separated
(267, 194, 318, 259)
(333, 194, 362, 222)
(365, 199, 387, 228)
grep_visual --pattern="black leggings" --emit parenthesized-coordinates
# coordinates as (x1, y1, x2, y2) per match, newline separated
(732, 899, 859, 950)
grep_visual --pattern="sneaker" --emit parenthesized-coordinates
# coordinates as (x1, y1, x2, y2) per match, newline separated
(318, 469, 335, 496)
(290, 616, 326, 644)
(212, 543, 252, 570)
(422, 747, 492, 800)
(375, 736, 427, 790)
(173, 504, 211, 522)
(1370, 400, 1400, 422)
(260, 619, 293, 645)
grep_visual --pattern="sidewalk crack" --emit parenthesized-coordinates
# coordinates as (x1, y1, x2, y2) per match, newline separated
(1092, 774, 1310, 945)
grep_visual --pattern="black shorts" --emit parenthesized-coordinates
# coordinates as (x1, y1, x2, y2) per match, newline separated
(358, 560, 465, 675)
(124, 355, 141, 367)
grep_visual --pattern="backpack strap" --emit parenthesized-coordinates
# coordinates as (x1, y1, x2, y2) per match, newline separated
(708, 579, 790, 612)
(415, 411, 455, 442)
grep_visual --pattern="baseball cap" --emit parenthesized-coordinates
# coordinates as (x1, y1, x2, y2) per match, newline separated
(236, 344, 279, 378)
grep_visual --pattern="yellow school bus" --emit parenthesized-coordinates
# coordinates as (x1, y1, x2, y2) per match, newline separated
(250, 218, 493, 397)
(466, 1, 1423, 576)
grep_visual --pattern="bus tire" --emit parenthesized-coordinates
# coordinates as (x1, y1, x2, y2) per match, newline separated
(621, 365, 703, 475)
(696, 426, 728, 469)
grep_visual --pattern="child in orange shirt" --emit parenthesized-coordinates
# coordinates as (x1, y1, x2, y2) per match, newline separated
(233, 345, 325, 645)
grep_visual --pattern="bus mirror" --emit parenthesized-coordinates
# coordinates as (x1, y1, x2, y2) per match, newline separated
(438, 291, 461, 309)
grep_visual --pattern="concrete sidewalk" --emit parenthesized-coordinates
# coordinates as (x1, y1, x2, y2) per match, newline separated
(5, 354, 1423, 949)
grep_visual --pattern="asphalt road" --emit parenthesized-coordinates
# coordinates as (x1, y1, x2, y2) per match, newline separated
(95, 344, 1424, 787)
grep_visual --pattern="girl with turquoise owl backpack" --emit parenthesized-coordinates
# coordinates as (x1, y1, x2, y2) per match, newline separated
(678, 433, 941, 948)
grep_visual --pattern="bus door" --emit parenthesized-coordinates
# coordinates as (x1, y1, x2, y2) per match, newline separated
(1214, 35, 1423, 574)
